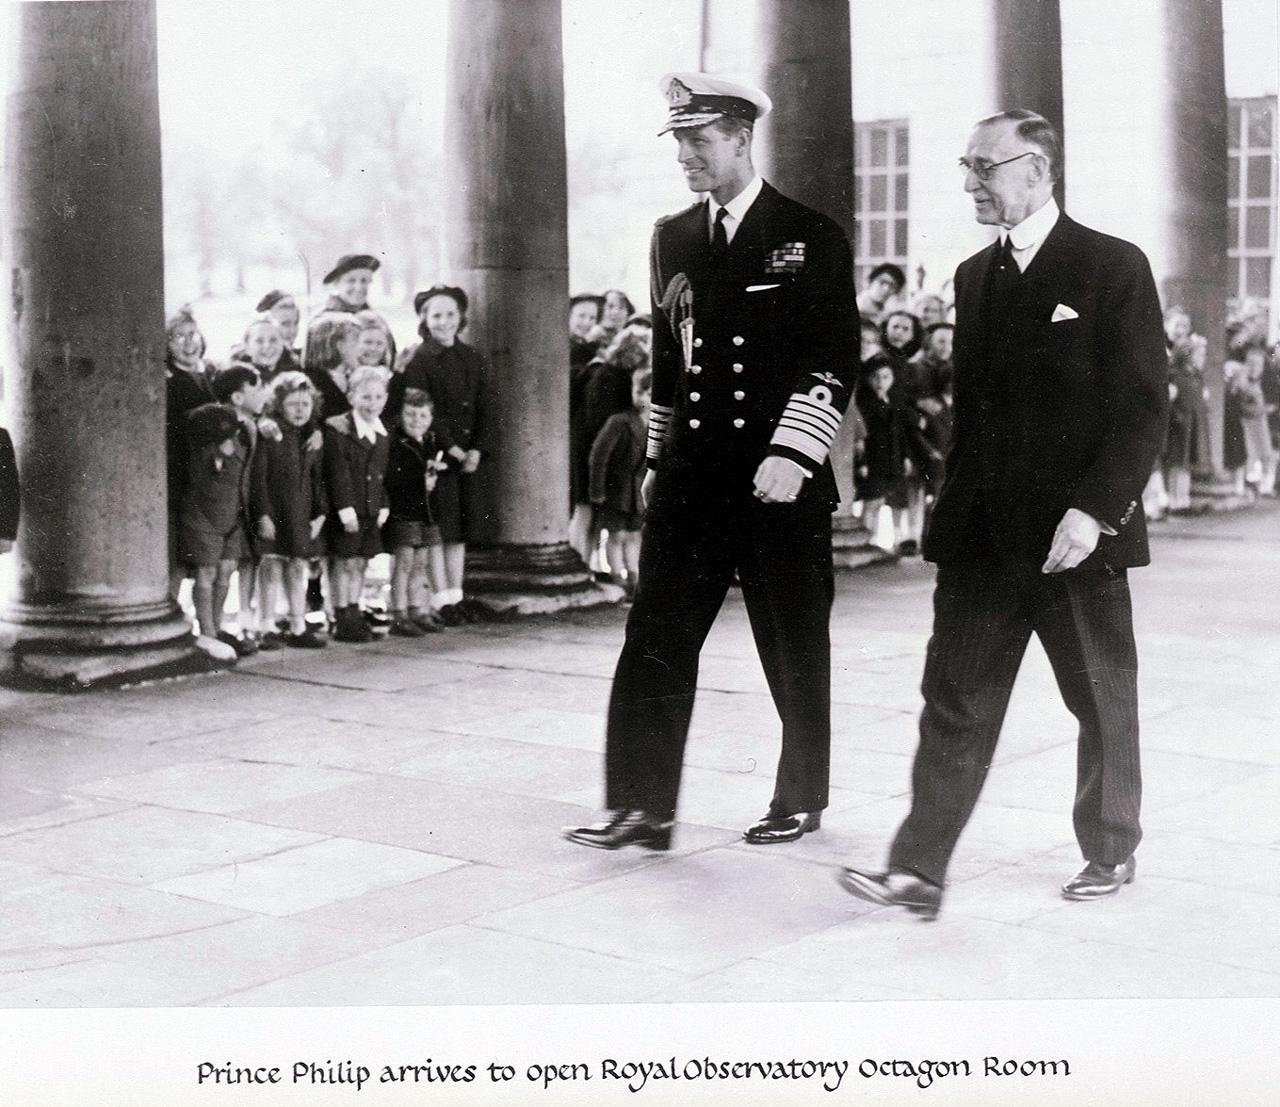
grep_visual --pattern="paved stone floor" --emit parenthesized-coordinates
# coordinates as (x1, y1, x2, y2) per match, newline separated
(0, 502, 1276, 1008)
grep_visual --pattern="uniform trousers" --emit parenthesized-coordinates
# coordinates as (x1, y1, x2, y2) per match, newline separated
(889, 559, 1142, 886)
(604, 480, 834, 821)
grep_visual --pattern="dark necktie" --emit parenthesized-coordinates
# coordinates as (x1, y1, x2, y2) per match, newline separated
(988, 234, 1021, 314)
(710, 206, 729, 257)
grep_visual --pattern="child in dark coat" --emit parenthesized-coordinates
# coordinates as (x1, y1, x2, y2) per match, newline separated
(210, 363, 270, 655)
(855, 355, 926, 553)
(180, 403, 247, 653)
(589, 369, 651, 595)
(323, 364, 391, 642)
(383, 388, 451, 636)
(252, 372, 328, 649)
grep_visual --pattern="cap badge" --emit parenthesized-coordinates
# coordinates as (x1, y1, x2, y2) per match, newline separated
(665, 78, 693, 107)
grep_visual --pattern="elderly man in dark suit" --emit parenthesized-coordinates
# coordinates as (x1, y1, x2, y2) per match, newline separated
(840, 109, 1168, 918)
(565, 73, 859, 851)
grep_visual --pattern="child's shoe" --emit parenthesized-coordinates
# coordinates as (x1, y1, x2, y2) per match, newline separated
(333, 605, 374, 643)
(408, 608, 445, 633)
(389, 614, 425, 638)
(285, 626, 327, 649)
(258, 630, 285, 650)
(217, 629, 258, 657)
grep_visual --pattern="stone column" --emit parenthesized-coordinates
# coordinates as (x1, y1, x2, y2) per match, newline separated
(443, 0, 609, 612)
(0, 0, 202, 689)
(1159, 0, 1230, 482)
(992, 0, 1066, 206)
(754, 0, 886, 567)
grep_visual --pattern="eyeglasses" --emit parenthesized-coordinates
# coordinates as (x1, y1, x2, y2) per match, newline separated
(958, 151, 1039, 181)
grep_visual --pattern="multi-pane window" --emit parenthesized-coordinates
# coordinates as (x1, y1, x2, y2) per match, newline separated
(854, 120, 908, 289)
(1227, 97, 1276, 306)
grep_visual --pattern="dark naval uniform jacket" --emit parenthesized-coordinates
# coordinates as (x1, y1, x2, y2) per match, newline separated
(646, 180, 859, 501)
(602, 179, 859, 824)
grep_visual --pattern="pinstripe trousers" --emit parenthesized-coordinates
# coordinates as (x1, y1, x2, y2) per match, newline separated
(889, 560, 1142, 886)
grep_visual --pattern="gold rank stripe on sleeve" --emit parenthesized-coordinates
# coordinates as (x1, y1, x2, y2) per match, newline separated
(646, 403, 674, 462)
(769, 392, 844, 465)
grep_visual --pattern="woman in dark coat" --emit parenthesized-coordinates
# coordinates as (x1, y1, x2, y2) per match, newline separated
(1163, 336, 1212, 510)
(390, 285, 489, 624)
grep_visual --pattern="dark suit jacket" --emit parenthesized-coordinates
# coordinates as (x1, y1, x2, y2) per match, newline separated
(649, 180, 859, 507)
(924, 212, 1168, 569)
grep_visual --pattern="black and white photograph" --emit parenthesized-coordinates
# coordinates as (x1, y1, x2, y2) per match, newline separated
(0, 0, 1276, 1102)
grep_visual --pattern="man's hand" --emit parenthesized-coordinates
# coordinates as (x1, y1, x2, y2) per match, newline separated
(257, 516, 276, 542)
(309, 516, 325, 540)
(752, 456, 807, 504)
(1042, 507, 1103, 574)
(641, 469, 657, 508)
(462, 449, 482, 474)
(376, 507, 390, 528)
(337, 506, 359, 534)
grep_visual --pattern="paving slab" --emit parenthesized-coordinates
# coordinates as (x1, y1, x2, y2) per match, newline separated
(210, 925, 684, 1006)
(0, 806, 324, 885)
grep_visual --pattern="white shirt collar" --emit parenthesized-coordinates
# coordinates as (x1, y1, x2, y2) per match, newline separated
(709, 174, 764, 232)
(350, 410, 385, 443)
(1000, 196, 1060, 252)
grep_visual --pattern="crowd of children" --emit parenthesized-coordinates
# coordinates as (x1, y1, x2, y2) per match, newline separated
(853, 269, 957, 555)
(165, 255, 488, 661)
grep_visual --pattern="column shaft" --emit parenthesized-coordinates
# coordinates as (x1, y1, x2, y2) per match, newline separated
(1, 0, 198, 688)
(993, 0, 1066, 205)
(1160, 0, 1229, 475)
(443, 0, 609, 610)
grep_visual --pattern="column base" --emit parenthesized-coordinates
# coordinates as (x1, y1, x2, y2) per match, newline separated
(1184, 472, 1258, 514)
(0, 598, 215, 691)
(465, 542, 622, 615)
(831, 513, 897, 570)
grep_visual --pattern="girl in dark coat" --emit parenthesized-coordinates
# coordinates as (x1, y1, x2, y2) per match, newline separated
(589, 369, 650, 595)
(391, 285, 489, 625)
(165, 306, 216, 591)
(570, 326, 651, 565)
(855, 355, 927, 553)
(251, 372, 328, 648)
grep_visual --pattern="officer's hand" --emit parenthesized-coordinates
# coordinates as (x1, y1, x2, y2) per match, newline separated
(462, 449, 481, 474)
(1042, 508, 1102, 574)
(752, 456, 806, 504)
(640, 469, 657, 508)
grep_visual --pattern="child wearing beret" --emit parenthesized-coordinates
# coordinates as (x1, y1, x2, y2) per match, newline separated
(323, 365, 391, 643)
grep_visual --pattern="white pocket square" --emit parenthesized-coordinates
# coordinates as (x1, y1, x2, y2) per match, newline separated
(1051, 303, 1079, 322)
(746, 283, 781, 293)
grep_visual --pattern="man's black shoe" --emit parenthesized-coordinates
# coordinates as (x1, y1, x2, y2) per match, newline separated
(743, 810, 822, 844)
(564, 809, 673, 851)
(837, 866, 943, 920)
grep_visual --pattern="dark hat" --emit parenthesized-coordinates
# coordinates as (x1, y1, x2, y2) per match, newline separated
(414, 285, 468, 316)
(657, 72, 772, 136)
(323, 254, 380, 284)
(186, 403, 242, 448)
(624, 312, 653, 329)
(255, 289, 294, 313)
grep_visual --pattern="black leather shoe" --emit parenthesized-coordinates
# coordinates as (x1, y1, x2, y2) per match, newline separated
(743, 811, 822, 844)
(1061, 856, 1135, 900)
(836, 866, 943, 920)
(563, 809, 673, 851)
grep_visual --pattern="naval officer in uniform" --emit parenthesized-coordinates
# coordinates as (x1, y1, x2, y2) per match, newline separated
(566, 74, 859, 851)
